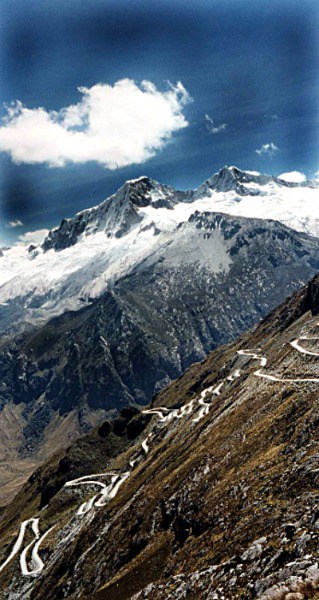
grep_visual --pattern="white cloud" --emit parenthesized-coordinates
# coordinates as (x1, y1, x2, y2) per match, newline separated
(313, 170, 319, 181)
(17, 229, 49, 246)
(0, 79, 191, 169)
(205, 114, 227, 134)
(5, 219, 23, 229)
(255, 142, 278, 157)
(278, 171, 306, 183)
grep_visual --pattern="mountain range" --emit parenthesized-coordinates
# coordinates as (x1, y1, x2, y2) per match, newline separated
(1, 166, 318, 336)
(0, 166, 319, 505)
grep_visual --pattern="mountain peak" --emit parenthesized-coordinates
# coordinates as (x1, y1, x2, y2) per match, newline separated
(195, 165, 317, 198)
(121, 175, 159, 194)
(124, 175, 150, 184)
(195, 165, 268, 196)
(42, 175, 177, 252)
(119, 175, 176, 208)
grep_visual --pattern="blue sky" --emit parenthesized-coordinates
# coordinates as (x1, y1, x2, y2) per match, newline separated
(0, 0, 318, 245)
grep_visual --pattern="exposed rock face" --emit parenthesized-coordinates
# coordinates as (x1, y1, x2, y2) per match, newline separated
(300, 277, 319, 316)
(41, 166, 319, 254)
(1, 275, 319, 598)
(195, 165, 312, 197)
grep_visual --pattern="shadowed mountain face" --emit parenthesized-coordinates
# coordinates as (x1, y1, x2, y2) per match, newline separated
(1, 275, 319, 598)
(1, 210, 319, 504)
(1, 167, 319, 506)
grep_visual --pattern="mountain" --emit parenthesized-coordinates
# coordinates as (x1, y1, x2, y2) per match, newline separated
(0, 167, 318, 336)
(42, 176, 185, 252)
(1, 168, 319, 504)
(1, 274, 319, 598)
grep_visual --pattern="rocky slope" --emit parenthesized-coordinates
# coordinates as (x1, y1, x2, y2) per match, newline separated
(1, 275, 319, 598)
(1, 210, 319, 503)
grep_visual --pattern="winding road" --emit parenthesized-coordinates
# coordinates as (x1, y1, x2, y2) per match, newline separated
(2, 329, 319, 579)
(64, 471, 131, 515)
(237, 343, 319, 383)
(0, 518, 55, 576)
(290, 337, 319, 357)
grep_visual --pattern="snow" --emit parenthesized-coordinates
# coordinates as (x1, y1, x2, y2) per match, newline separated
(0, 193, 226, 323)
(125, 175, 148, 184)
(1, 167, 318, 331)
(199, 182, 319, 237)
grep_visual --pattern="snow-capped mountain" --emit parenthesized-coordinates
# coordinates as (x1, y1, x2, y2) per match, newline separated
(1, 210, 319, 487)
(42, 176, 185, 252)
(0, 166, 318, 335)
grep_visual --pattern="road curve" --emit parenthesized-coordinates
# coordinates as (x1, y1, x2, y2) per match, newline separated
(0, 518, 55, 577)
(290, 338, 319, 357)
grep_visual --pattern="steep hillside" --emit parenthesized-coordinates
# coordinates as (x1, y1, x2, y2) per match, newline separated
(1, 275, 319, 598)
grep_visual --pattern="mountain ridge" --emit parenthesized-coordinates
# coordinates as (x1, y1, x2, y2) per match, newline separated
(41, 165, 319, 252)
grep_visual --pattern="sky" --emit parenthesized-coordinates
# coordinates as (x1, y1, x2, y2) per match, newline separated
(0, 0, 318, 246)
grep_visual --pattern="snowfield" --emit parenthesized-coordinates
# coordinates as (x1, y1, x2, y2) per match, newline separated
(203, 182, 319, 238)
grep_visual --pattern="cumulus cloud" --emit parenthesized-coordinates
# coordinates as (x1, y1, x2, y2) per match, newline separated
(278, 171, 306, 183)
(255, 142, 278, 157)
(205, 114, 227, 134)
(0, 79, 191, 169)
(313, 170, 319, 181)
(17, 229, 49, 246)
(5, 219, 23, 229)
